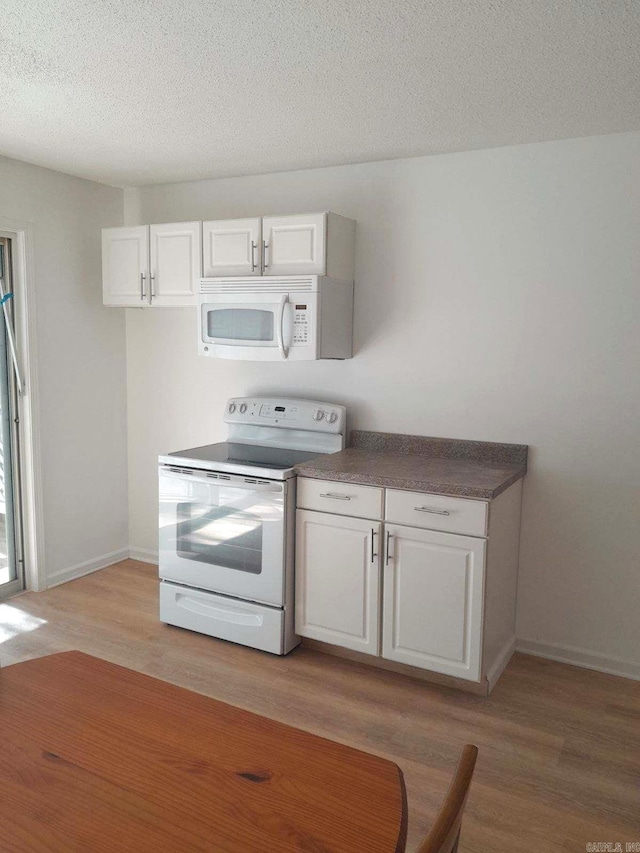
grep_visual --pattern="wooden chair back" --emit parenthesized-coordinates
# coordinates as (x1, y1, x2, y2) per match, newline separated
(416, 744, 478, 853)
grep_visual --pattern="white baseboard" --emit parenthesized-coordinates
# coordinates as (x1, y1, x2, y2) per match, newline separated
(516, 639, 640, 682)
(486, 636, 516, 691)
(128, 547, 159, 565)
(38, 554, 640, 687)
(45, 548, 130, 589)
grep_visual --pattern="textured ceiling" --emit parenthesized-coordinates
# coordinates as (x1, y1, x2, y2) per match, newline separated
(1, 0, 639, 187)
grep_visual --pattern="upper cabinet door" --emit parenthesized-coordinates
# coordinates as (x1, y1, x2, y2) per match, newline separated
(149, 222, 202, 307)
(202, 218, 261, 277)
(262, 213, 326, 276)
(102, 226, 149, 307)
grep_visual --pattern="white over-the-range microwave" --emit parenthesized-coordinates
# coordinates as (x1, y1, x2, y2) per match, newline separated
(198, 276, 354, 361)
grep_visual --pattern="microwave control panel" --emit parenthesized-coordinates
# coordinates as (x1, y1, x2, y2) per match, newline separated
(292, 303, 309, 345)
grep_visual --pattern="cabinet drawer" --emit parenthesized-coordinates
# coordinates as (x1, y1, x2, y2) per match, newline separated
(297, 477, 383, 520)
(385, 490, 487, 537)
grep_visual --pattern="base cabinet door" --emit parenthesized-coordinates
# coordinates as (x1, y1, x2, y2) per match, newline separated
(295, 510, 381, 654)
(382, 525, 485, 681)
(149, 222, 201, 306)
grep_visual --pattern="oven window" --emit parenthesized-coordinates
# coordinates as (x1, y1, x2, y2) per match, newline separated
(207, 309, 274, 342)
(176, 502, 263, 574)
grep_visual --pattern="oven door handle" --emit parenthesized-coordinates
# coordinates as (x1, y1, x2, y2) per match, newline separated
(277, 294, 290, 359)
(160, 468, 282, 492)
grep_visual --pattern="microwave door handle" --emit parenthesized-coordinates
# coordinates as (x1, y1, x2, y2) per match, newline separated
(277, 294, 289, 359)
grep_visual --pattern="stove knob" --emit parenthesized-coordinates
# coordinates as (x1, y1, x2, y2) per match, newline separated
(328, 411, 338, 424)
(239, 403, 247, 414)
(313, 409, 325, 422)
(228, 403, 236, 414)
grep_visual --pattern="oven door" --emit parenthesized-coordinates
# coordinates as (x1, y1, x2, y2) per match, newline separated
(198, 291, 317, 361)
(159, 467, 287, 607)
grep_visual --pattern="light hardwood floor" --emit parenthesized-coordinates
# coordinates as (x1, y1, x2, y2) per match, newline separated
(2, 560, 638, 852)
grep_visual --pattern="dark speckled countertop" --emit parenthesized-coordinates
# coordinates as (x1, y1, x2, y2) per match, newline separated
(294, 430, 528, 500)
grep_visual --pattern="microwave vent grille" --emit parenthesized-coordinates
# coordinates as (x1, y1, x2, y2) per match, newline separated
(200, 278, 315, 294)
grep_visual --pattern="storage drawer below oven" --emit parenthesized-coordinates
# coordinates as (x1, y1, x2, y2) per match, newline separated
(160, 582, 285, 654)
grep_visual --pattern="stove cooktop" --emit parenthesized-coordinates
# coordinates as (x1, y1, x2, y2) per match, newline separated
(160, 442, 323, 480)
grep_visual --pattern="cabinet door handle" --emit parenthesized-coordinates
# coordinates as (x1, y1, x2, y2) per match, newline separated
(370, 529, 378, 563)
(150, 273, 156, 302)
(385, 531, 393, 565)
(140, 272, 146, 301)
(263, 241, 269, 270)
(319, 492, 351, 501)
(414, 506, 450, 516)
(251, 241, 257, 271)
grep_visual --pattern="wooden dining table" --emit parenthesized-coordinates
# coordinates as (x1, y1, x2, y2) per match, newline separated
(0, 651, 407, 852)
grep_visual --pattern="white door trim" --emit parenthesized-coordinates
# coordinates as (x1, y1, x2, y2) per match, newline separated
(0, 218, 46, 591)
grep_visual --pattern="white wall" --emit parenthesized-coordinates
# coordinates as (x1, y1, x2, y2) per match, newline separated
(125, 132, 640, 675)
(0, 155, 128, 585)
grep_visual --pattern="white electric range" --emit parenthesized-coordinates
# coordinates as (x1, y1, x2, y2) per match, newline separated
(158, 397, 346, 654)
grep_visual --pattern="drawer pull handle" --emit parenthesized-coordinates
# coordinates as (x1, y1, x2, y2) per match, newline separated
(176, 594, 262, 626)
(319, 493, 352, 501)
(414, 506, 450, 516)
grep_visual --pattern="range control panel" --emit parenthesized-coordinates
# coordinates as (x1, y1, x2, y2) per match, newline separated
(224, 397, 346, 434)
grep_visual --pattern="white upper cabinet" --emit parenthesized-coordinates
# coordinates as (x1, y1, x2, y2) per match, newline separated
(104, 212, 355, 305)
(201, 212, 355, 280)
(103, 223, 202, 307)
(102, 227, 148, 307)
(263, 213, 326, 276)
(149, 222, 202, 307)
(202, 218, 261, 277)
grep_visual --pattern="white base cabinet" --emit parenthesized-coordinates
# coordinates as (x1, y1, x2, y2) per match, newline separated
(296, 477, 523, 688)
(382, 525, 485, 681)
(295, 510, 381, 655)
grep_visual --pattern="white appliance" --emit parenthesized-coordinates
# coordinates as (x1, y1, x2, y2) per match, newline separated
(197, 275, 353, 360)
(158, 397, 346, 654)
